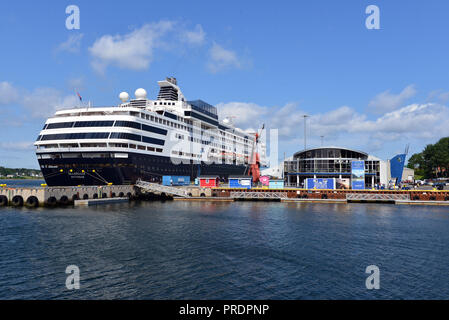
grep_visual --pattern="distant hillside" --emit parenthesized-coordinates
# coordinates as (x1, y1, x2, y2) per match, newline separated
(0, 166, 42, 178)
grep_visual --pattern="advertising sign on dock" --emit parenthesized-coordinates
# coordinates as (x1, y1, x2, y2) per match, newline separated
(306, 178, 336, 190)
(351, 160, 365, 190)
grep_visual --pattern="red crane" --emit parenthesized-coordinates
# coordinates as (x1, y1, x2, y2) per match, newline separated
(246, 124, 264, 183)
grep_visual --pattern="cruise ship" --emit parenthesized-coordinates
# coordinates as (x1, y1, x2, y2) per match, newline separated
(35, 78, 263, 186)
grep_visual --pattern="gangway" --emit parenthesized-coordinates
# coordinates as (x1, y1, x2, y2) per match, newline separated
(230, 191, 287, 200)
(135, 179, 190, 198)
(346, 193, 410, 202)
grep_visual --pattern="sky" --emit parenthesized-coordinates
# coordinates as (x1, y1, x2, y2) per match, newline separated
(1, 0, 449, 169)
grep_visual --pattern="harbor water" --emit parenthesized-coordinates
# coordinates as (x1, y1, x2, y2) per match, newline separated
(1, 180, 449, 299)
(0, 179, 45, 188)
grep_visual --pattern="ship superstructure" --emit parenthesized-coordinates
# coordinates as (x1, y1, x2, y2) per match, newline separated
(35, 78, 260, 186)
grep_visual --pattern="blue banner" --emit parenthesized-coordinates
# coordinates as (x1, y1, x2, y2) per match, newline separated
(306, 178, 335, 190)
(390, 154, 406, 185)
(351, 160, 365, 190)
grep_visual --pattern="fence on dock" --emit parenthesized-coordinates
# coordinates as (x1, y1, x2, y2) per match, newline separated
(346, 193, 410, 202)
(230, 191, 288, 200)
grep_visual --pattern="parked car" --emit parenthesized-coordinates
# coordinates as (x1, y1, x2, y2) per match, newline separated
(434, 183, 445, 190)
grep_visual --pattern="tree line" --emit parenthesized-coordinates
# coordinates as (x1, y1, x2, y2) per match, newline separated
(407, 137, 449, 179)
(0, 166, 42, 177)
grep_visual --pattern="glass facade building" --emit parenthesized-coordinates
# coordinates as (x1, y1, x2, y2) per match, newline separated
(284, 147, 381, 188)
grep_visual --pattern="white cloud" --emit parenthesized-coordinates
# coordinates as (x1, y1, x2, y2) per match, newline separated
(216, 101, 270, 132)
(368, 84, 416, 113)
(0, 82, 79, 118)
(0, 81, 79, 119)
(67, 77, 85, 91)
(427, 89, 449, 104)
(182, 24, 206, 45)
(88, 21, 174, 73)
(22, 87, 79, 118)
(0, 141, 34, 151)
(207, 43, 242, 73)
(310, 103, 449, 139)
(88, 22, 247, 74)
(216, 100, 449, 158)
(0, 81, 20, 104)
(57, 33, 84, 53)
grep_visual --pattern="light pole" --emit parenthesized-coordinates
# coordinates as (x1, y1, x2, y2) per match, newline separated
(320, 135, 324, 147)
(303, 115, 309, 151)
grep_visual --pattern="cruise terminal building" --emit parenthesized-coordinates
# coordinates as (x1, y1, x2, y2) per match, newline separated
(283, 147, 408, 189)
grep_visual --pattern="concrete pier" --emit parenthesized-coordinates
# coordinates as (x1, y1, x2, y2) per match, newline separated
(0, 185, 135, 207)
(1, 184, 449, 207)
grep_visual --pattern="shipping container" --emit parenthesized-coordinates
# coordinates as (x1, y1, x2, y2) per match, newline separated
(269, 180, 285, 189)
(229, 176, 252, 189)
(199, 176, 220, 188)
(162, 176, 191, 186)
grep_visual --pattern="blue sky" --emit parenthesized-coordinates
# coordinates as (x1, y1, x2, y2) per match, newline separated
(1, 0, 449, 168)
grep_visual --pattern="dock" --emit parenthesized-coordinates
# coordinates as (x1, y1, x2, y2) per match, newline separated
(0, 185, 135, 207)
(1, 182, 449, 207)
(209, 187, 449, 206)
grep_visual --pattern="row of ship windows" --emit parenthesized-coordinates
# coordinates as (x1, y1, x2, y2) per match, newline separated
(37, 141, 248, 159)
(37, 132, 165, 146)
(148, 111, 248, 143)
(44, 120, 167, 136)
(44, 127, 245, 156)
(170, 150, 202, 158)
(45, 117, 188, 134)
(127, 115, 195, 133)
(174, 133, 248, 152)
(171, 149, 248, 159)
(44, 118, 248, 147)
(37, 131, 239, 151)
(38, 143, 163, 153)
(154, 101, 176, 106)
(49, 112, 250, 144)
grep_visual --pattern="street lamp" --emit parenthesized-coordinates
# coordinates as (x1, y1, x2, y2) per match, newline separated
(303, 115, 309, 151)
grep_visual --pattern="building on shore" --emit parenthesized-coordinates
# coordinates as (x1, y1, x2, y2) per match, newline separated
(283, 147, 411, 189)
(402, 167, 415, 182)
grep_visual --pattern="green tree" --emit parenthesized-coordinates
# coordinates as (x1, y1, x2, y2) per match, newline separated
(407, 152, 424, 177)
(407, 137, 449, 179)
(407, 152, 423, 169)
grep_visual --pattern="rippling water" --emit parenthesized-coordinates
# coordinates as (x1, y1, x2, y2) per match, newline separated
(0, 179, 45, 188)
(0, 200, 448, 299)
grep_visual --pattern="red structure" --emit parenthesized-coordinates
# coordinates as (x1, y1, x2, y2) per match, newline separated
(247, 124, 264, 183)
(199, 176, 220, 188)
(248, 152, 261, 183)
